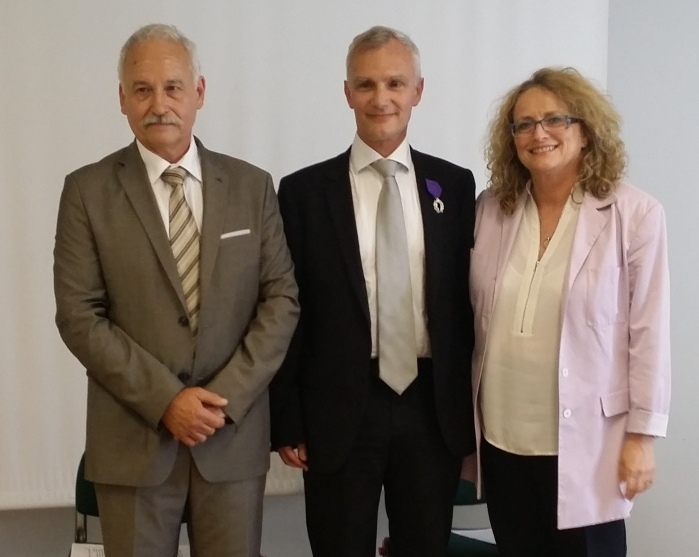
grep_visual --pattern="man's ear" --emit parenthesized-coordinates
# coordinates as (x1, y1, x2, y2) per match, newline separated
(196, 76, 206, 109)
(119, 84, 126, 115)
(344, 80, 354, 109)
(413, 77, 425, 107)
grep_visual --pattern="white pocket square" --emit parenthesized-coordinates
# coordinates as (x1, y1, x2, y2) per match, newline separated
(220, 229, 251, 240)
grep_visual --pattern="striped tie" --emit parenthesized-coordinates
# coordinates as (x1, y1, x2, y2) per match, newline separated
(162, 166, 200, 335)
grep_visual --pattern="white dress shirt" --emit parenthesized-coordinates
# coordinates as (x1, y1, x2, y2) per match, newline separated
(348, 135, 430, 358)
(137, 137, 204, 234)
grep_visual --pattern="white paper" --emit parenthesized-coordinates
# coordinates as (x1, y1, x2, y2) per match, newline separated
(451, 528, 497, 544)
(71, 543, 190, 557)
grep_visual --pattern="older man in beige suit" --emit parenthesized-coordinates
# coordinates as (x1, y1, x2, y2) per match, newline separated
(53, 23, 299, 557)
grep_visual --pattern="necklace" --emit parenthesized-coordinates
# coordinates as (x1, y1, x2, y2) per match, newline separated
(538, 234, 553, 261)
(535, 183, 574, 256)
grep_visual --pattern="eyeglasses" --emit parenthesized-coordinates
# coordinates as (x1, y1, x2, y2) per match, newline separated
(510, 114, 582, 136)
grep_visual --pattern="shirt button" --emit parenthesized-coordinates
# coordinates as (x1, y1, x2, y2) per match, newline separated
(562, 408, 572, 419)
(561, 368, 569, 377)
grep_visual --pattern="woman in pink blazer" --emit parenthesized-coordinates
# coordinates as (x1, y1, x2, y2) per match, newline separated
(470, 68, 670, 556)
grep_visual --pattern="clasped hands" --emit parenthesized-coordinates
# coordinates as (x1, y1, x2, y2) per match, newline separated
(162, 387, 229, 447)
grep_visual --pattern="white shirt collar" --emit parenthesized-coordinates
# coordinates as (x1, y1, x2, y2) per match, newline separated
(349, 134, 411, 174)
(136, 137, 202, 184)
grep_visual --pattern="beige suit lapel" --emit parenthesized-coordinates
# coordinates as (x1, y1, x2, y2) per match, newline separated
(116, 143, 184, 305)
(197, 142, 227, 309)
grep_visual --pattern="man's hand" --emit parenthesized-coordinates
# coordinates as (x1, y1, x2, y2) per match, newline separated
(162, 387, 229, 447)
(278, 444, 308, 471)
(619, 433, 656, 500)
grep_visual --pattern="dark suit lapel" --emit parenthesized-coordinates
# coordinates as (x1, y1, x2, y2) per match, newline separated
(116, 142, 183, 304)
(324, 150, 371, 326)
(197, 141, 226, 307)
(411, 149, 444, 303)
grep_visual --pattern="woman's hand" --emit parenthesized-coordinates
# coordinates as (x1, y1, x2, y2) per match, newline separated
(618, 433, 656, 499)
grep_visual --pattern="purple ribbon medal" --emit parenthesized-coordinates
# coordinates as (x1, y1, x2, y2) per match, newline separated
(426, 179, 444, 213)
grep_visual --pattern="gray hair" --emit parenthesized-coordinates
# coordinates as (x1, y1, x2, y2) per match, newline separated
(118, 23, 200, 85)
(346, 25, 421, 78)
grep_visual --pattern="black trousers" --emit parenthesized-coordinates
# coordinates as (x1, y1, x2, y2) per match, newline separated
(303, 360, 461, 557)
(481, 438, 626, 557)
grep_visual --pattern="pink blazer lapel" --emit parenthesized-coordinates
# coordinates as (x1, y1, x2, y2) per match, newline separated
(565, 192, 616, 292)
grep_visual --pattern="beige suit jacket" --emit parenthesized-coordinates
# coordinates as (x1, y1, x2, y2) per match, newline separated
(54, 138, 299, 486)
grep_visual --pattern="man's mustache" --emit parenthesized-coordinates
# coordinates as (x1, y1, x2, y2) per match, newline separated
(143, 115, 181, 127)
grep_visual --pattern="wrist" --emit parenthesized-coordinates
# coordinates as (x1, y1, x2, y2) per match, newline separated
(626, 432, 656, 443)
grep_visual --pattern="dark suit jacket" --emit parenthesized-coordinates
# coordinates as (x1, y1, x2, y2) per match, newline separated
(54, 138, 299, 486)
(270, 148, 476, 472)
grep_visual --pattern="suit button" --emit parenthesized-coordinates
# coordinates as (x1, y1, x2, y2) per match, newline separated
(177, 372, 191, 383)
(178, 316, 189, 327)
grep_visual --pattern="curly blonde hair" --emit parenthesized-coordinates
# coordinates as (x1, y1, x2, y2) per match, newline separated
(485, 67, 627, 214)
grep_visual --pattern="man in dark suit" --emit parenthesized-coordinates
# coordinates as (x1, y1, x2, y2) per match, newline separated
(270, 25, 476, 556)
(53, 24, 299, 557)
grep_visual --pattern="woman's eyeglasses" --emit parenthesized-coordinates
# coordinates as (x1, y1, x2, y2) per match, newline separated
(510, 114, 582, 136)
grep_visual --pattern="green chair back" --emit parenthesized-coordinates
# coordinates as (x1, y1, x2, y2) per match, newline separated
(75, 453, 99, 517)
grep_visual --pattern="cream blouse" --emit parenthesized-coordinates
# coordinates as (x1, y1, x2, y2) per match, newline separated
(480, 190, 581, 455)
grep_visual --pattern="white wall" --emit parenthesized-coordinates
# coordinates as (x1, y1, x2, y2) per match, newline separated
(1, 0, 692, 555)
(608, 1, 699, 554)
(0, 0, 608, 511)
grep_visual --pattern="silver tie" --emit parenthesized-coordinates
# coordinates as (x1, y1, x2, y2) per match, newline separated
(372, 159, 418, 394)
(162, 166, 200, 335)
